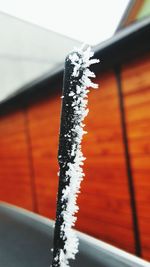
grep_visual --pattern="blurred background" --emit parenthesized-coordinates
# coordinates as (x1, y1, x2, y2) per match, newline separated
(0, 0, 150, 262)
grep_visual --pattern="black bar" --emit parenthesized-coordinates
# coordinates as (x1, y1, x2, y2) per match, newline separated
(115, 66, 141, 257)
(52, 52, 85, 266)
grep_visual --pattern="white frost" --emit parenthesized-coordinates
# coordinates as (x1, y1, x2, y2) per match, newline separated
(57, 45, 99, 267)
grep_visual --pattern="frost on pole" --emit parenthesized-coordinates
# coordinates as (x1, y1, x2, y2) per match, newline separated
(51, 46, 99, 267)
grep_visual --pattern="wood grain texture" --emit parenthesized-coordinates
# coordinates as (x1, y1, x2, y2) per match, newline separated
(25, 71, 136, 253)
(4, 62, 150, 261)
(0, 71, 136, 255)
(26, 94, 61, 218)
(76, 71, 135, 253)
(0, 111, 34, 210)
(121, 54, 150, 260)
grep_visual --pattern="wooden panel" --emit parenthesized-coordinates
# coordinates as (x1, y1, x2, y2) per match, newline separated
(121, 55, 150, 260)
(27, 94, 61, 218)
(26, 71, 135, 253)
(0, 111, 34, 210)
(76, 71, 135, 253)
(0, 70, 136, 255)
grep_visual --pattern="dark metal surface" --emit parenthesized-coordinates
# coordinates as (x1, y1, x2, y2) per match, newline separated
(52, 52, 85, 266)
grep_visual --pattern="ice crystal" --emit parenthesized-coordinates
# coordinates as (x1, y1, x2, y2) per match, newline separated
(56, 45, 99, 266)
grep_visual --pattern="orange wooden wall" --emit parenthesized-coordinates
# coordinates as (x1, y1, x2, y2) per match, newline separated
(121, 55, 150, 260)
(26, 94, 61, 217)
(0, 111, 34, 210)
(0, 54, 150, 261)
(77, 71, 135, 253)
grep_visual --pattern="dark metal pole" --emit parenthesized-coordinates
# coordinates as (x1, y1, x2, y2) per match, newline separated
(51, 48, 99, 267)
(52, 52, 84, 266)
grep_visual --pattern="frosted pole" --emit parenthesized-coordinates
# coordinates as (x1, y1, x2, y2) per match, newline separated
(51, 46, 99, 267)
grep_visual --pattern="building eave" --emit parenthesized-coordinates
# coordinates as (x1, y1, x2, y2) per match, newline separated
(1, 16, 150, 113)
